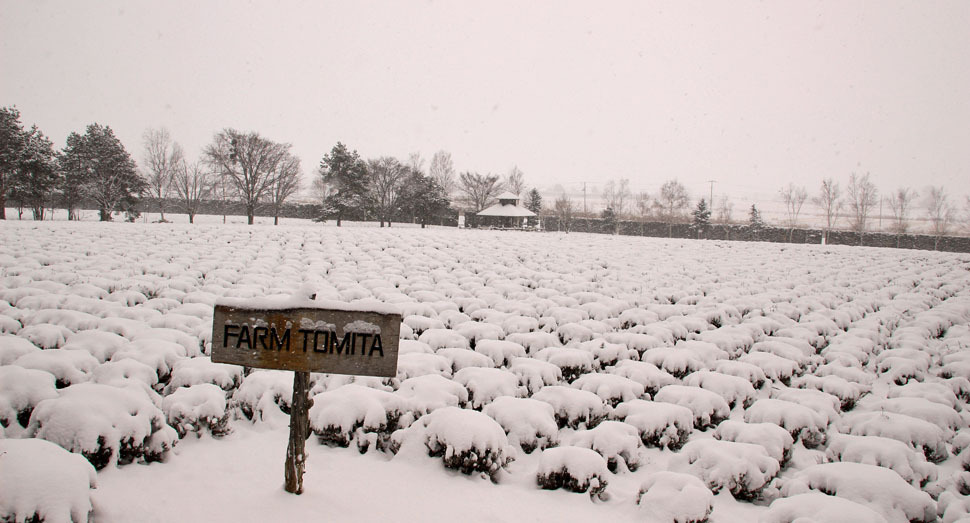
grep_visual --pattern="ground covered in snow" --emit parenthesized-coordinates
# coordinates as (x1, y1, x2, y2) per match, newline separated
(2, 219, 970, 522)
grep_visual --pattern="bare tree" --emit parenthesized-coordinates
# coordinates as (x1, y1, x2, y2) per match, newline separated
(655, 179, 690, 237)
(407, 152, 425, 175)
(965, 196, 970, 234)
(846, 172, 878, 241)
(367, 156, 408, 227)
(602, 178, 631, 218)
(428, 150, 456, 197)
(714, 195, 734, 224)
(268, 152, 302, 225)
(504, 166, 526, 195)
(142, 127, 182, 222)
(886, 187, 919, 246)
(171, 159, 215, 224)
(634, 191, 652, 221)
(204, 129, 287, 225)
(925, 186, 954, 250)
(812, 178, 842, 244)
(458, 171, 502, 213)
(553, 193, 574, 233)
(779, 183, 808, 242)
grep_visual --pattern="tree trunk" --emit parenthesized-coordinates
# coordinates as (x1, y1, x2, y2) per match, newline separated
(189, 213, 195, 224)
(274, 215, 279, 225)
(337, 216, 342, 227)
(284, 371, 311, 494)
(100, 208, 111, 221)
(0, 194, 5, 219)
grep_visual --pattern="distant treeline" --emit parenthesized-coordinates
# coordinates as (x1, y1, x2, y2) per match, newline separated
(543, 217, 970, 253)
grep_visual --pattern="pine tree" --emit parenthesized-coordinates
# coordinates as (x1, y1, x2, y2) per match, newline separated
(525, 188, 542, 227)
(692, 198, 711, 238)
(0, 106, 27, 220)
(748, 204, 765, 239)
(11, 125, 59, 220)
(60, 123, 145, 221)
(318, 142, 368, 226)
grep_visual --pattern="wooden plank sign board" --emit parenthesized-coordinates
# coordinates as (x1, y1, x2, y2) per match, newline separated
(211, 304, 402, 378)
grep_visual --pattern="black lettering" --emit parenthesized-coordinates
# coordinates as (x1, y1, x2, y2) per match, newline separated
(369, 334, 384, 357)
(299, 329, 312, 352)
(334, 332, 353, 355)
(312, 330, 328, 353)
(254, 326, 269, 350)
(224, 324, 240, 348)
(357, 334, 371, 356)
(237, 325, 251, 349)
(271, 327, 290, 351)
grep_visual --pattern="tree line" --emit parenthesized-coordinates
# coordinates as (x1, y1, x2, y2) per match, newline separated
(550, 175, 968, 247)
(1, 106, 547, 227)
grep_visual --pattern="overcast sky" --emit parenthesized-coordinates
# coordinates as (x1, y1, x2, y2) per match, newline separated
(2, 0, 968, 208)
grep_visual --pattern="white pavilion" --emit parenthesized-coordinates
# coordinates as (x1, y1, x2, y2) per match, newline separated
(476, 192, 536, 229)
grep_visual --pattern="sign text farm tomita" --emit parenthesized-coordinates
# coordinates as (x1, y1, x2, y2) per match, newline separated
(211, 304, 401, 377)
(210, 302, 402, 494)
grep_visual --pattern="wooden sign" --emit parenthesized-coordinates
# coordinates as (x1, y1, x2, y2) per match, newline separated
(211, 304, 402, 377)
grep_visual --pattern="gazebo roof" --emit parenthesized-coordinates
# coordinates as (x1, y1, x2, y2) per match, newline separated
(495, 191, 520, 201)
(477, 202, 536, 217)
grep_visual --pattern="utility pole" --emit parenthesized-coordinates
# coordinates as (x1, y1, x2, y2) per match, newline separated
(707, 180, 716, 206)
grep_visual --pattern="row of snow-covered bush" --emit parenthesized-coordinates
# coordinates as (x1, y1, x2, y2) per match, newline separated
(2, 222, 970, 522)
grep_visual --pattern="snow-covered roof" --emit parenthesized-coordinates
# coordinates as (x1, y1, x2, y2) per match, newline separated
(477, 203, 536, 217)
(495, 192, 520, 201)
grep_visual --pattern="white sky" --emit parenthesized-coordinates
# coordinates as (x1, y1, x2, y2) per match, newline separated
(2, 0, 968, 210)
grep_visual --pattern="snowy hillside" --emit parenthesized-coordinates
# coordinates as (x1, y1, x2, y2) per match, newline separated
(2, 219, 970, 522)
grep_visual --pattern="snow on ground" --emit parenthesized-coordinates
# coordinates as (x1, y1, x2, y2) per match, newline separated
(2, 217, 970, 522)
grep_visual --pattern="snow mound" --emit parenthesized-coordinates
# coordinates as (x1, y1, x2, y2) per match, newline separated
(396, 374, 469, 415)
(714, 420, 794, 464)
(654, 385, 730, 429)
(26, 382, 177, 469)
(568, 420, 642, 472)
(683, 370, 757, 409)
(608, 359, 677, 395)
(572, 372, 645, 407)
(744, 398, 828, 448)
(613, 399, 693, 450)
(309, 383, 407, 451)
(509, 357, 562, 394)
(168, 357, 243, 391)
(825, 433, 936, 487)
(162, 383, 231, 438)
(14, 348, 99, 388)
(536, 446, 609, 498)
(837, 411, 949, 463)
(399, 406, 513, 479)
(0, 364, 58, 429)
(636, 471, 713, 523)
(782, 462, 936, 522)
(761, 492, 887, 523)
(681, 438, 780, 500)
(483, 396, 558, 453)
(452, 367, 519, 409)
(0, 438, 98, 523)
(532, 385, 609, 429)
(61, 330, 131, 362)
(232, 370, 293, 424)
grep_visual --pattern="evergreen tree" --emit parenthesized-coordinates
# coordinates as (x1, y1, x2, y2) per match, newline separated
(601, 206, 618, 234)
(318, 142, 368, 226)
(11, 125, 59, 220)
(691, 198, 711, 238)
(400, 170, 451, 228)
(0, 106, 27, 220)
(525, 187, 542, 227)
(748, 204, 765, 239)
(59, 123, 145, 221)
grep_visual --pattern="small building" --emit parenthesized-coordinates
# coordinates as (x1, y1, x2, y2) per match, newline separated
(475, 192, 536, 229)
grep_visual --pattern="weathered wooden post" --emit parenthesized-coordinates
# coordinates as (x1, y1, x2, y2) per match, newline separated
(211, 301, 401, 495)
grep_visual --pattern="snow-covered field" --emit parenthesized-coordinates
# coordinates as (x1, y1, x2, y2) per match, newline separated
(2, 219, 970, 522)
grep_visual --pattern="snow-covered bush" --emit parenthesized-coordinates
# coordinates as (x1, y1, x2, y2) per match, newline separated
(532, 385, 609, 429)
(792, 374, 868, 411)
(825, 433, 936, 487)
(641, 347, 706, 379)
(0, 438, 98, 523)
(452, 367, 519, 409)
(782, 462, 936, 522)
(505, 331, 560, 353)
(91, 358, 159, 389)
(866, 397, 963, 433)
(0, 365, 58, 429)
(680, 439, 780, 500)
(162, 383, 232, 438)
(16, 323, 72, 349)
(713, 420, 794, 465)
(111, 338, 187, 383)
(761, 492, 887, 523)
(738, 351, 799, 385)
(396, 374, 468, 414)
(772, 387, 841, 424)
(889, 381, 961, 410)
(683, 370, 757, 409)
(398, 407, 513, 480)
(474, 339, 527, 368)
(509, 357, 562, 394)
(607, 359, 677, 396)
(574, 338, 635, 368)
(712, 359, 767, 389)
(636, 471, 713, 523)
(436, 347, 494, 373)
(0, 334, 40, 364)
(536, 446, 609, 498)
(837, 411, 949, 463)
(744, 398, 828, 448)
(417, 328, 469, 350)
(654, 385, 730, 429)
(168, 357, 243, 391)
(613, 399, 693, 450)
(14, 348, 99, 388)
(533, 346, 595, 382)
(483, 396, 558, 453)
(453, 320, 504, 348)
(26, 382, 178, 469)
(232, 369, 293, 423)
(60, 329, 130, 362)
(568, 420, 642, 472)
(396, 352, 452, 380)
(571, 372, 645, 407)
(309, 383, 407, 451)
